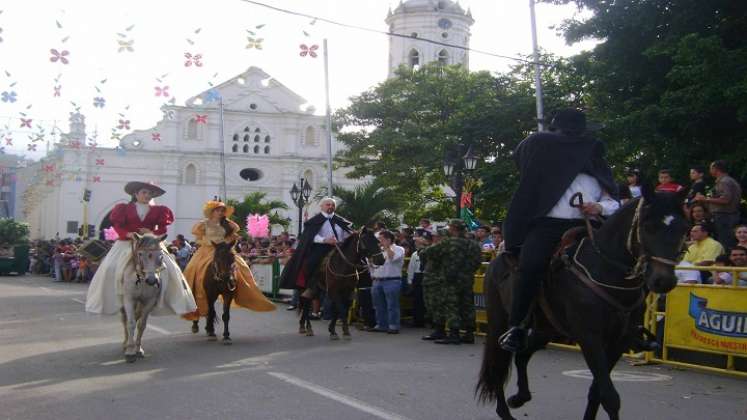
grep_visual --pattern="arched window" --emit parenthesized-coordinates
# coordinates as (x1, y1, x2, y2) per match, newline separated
(264, 146, 270, 154)
(438, 49, 449, 65)
(244, 127, 250, 132)
(264, 135, 271, 143)
(254, 145, 260, 153)
(232, 134, 239, 142)
(409, 49, 420, 68)
(187, 118, 197, 139)
(232, 144, 238, 153)
(304, 126, 316, 146)
(243, 144, 249, 153)
(184, 164, 197, 185)
(243, 134, 250, 142)
(255, 128, 261, 133)
(254, 135, 260, 143)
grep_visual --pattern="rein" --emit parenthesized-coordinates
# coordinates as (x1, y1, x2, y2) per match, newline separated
(130, 240, 164, 287)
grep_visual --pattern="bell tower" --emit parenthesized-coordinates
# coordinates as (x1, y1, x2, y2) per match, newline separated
(386, 0, 474, 78)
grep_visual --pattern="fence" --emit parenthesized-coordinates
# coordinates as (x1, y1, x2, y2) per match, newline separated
(473, 262, 747, 378)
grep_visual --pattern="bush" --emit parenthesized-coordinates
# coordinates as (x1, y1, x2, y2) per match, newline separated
(0, 218, 30, 247)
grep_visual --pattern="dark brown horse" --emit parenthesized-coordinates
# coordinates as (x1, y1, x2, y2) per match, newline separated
(191, 241, 237, 344)
(477, 190, 689, 420)
(298, 227, 384, 339)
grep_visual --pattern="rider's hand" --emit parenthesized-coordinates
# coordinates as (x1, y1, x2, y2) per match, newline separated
(324, 237, 337, 245)
(581, 203, 603, 216)
(138, 228, 153, 234)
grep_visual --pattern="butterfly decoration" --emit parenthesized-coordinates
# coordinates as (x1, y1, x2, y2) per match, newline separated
(93, 96, 106, 108)
(50, 49, 70, 64)
(1, 91, 17, 103)
(299, 44, 319, 58)
(195, 114, 208, 124)
(53, 85, 61, 97)
(92, 176, 101, 183)
(154, 85, 170, 97)
(27, 144, 36, 151)
(117, 119, 130, 130)
(4, 137, 11, 145)
(110, 131, 121, 141)
(70, 140, 81, 149)
(245, 37, 263, 50)
(117, 39, 134, 53)
(151, 132, 161, 142)
(184, 52, 203, 67)
(20, 118, 32, 128)
(205, 88, 221, 103)
(95, 158, 104, 166)
(43, 164, 55, 172)
(162, 109, 176, 120)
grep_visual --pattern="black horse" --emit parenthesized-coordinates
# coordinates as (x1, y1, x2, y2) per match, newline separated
(298, 227, 384, 339)
(191, 241, 237, 344)
(477, 190, 689, 420)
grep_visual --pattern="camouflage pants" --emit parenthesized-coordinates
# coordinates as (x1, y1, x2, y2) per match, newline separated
(423, 274, 475, 331)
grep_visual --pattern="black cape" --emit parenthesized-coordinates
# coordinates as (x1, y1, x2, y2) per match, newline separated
(279, 213, 353, 290)
(504, 131, 617, 250)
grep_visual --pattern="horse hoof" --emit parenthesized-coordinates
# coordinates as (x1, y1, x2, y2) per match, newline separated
(125, 354, 137, 363)
(507, 393, 531, 409)
(330, 334, 339, 341)
(191, 324, 199, 334)
(222, 338, 232, 345)
(136, 350, 145, 358)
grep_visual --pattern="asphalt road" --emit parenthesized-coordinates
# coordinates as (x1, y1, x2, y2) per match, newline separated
(1, 275, 745, 420)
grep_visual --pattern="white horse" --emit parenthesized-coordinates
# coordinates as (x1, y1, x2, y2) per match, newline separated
(120, 233, 167, 363)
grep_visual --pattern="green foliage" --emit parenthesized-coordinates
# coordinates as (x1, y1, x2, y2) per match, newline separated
(0, 219, 30, 246)
(226, 192, 290, 231)
(332, 182, 401, 228)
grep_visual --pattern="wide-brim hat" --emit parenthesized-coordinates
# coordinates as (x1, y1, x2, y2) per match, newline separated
(124, 181, 166, 198)
(549, 108, 603, 133)
(203, 200, 235, 218)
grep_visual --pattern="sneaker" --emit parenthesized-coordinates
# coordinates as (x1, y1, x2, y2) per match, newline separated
(308, 312, 321, 320)
(286, 305, 297, 311)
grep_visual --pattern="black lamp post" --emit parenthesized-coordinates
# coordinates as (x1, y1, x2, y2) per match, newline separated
(443, 144, 478, 218)
(290, 177, 312, 236)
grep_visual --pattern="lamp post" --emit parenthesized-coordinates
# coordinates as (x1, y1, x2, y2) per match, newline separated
(290, 177, 312, 236)
(443, 144, 478, 218)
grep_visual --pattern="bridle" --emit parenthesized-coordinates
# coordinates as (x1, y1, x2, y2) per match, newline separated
(131, 240, 165, 287)
(210, 247, 237, 292)
(325, 231, 383, 280)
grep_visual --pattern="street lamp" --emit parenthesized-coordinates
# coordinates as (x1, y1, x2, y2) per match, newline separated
(443, 143, 478, 218)
(290, 177, 312, 236)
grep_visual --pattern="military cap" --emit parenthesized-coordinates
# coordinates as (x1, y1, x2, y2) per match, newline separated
(448, 219, 467, 230)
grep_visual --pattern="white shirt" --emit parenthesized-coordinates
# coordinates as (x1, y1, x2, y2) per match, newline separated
(135, 203, 150, 221)
(546, 173, 619, 219)
(371, 244, 405, 279)
(406, 250, 423, 283)
(313, 213, 350, 244)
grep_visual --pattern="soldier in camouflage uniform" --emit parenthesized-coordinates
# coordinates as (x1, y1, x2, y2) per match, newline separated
(420, 219, 483, 345)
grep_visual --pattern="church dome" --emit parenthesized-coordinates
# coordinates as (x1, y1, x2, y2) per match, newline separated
(393, 0, 466, 15)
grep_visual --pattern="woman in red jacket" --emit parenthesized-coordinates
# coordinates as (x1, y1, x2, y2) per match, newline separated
(86, 181, 197, 316)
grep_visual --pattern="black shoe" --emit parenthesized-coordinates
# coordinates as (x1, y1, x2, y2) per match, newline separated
(499, 327, 527, 352)
(460, 331, 475, 344)
(422, 329, 446, 341)
(308, 313, 321, 320)
(435, 329, 461, 345)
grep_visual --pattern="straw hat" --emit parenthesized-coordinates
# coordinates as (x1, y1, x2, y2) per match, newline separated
(202, 200, 235, 218)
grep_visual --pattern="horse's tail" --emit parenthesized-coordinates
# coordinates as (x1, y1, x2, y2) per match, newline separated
(476, 255, 513, 404)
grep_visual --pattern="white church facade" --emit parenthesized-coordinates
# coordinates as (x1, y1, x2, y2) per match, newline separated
(21, 67, 359, 240)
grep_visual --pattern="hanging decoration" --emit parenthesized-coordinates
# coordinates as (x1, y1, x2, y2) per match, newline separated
(246, 214, 270, 238)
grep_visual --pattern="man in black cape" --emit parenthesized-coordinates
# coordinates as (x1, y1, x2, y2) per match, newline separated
(499, 108, 620, 352)
(280, 197, 353, 297)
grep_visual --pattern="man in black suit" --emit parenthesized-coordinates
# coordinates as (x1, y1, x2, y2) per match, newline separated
(279, 197, 353, 298)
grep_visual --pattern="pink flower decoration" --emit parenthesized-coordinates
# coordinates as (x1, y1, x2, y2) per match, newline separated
(50, 49, 70, 64)
(151, 132, 161, 141)
(154, 86, 170, 97)
(299, 44, 319, 58)
(195, 114, 207, 124)
(20, 118, 32, 128)
(246, 214, 270, 238)
(92, 176, 101, 183)
(95, 158, 104, 166)
(104, 226, 119, 241)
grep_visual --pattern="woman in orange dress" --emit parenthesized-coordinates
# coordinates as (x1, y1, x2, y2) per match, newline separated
(183, 200, 275, 328)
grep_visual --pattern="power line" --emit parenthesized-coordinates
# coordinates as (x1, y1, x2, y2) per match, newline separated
(236, 0, 538, 66)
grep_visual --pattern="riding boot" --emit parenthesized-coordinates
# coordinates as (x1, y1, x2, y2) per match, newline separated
(460, 330, 475, 344)
(434, 329, 461, 345)
(499, 326, 528, 352)
(421, 326, 446, 341)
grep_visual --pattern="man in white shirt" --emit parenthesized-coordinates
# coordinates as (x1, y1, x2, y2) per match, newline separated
(369, 230, 405, 334)
(407, 229, 432, 327)
(500, 109, 620, 353)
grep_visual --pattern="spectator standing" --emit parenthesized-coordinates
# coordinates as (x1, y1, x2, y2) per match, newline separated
(696, 160, 743, 250)
(656, 169, 685, 193)
(626, 169, 643, 198)
(407, 229, 431, 328)
(714, 246, 747, 286)
(174, 238, 192, 271)
(687, 165, 707, 206)
(419, 218, 434, 233)
(369, 230, 405, 334)
(474, 225, 495, 251)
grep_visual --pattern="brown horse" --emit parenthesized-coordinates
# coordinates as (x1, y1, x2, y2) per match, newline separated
(298, 227, 384, 339)
(477, 191, 689, 420)
(191, 241, 237, 344)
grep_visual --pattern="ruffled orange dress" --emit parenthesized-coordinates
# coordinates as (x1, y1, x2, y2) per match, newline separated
(183, 219, 275, 320)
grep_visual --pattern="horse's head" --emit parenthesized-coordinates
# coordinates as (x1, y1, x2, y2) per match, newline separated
(210, 241, 236, 283)
(358, 226, 386, 266)
(636, 188, 690, 293)
(132, 233, 167, 286)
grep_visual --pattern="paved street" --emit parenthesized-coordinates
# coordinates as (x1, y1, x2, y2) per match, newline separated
(1, 275, 745, 420)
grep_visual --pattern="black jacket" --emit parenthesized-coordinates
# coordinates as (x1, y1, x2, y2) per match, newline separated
(504, 131, 617, 250)
(279, 213, 353, 290)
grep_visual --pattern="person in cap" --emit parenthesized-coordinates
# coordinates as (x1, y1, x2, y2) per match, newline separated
(182, 200, 275, 325)
(420, 219, 482, 344)
(85, 181, 197, 316)
(499, 108, 620, 352)
(279, 197, 353, 297)
(407, 228, 433, 328)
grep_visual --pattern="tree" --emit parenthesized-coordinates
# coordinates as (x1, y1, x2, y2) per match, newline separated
(0, 218, 30, 246)
(226, 192, 289, 232)
(332, 182, 401, 228)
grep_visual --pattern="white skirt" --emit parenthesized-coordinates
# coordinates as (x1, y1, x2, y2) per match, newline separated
(85, 240, 197, 316)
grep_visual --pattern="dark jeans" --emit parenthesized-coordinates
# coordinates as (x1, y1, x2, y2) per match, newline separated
(509, 218, 585, 326)
(357, 287, 376, 328)
(411, 273, 425, 327)
(713, 212, 740, 250)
